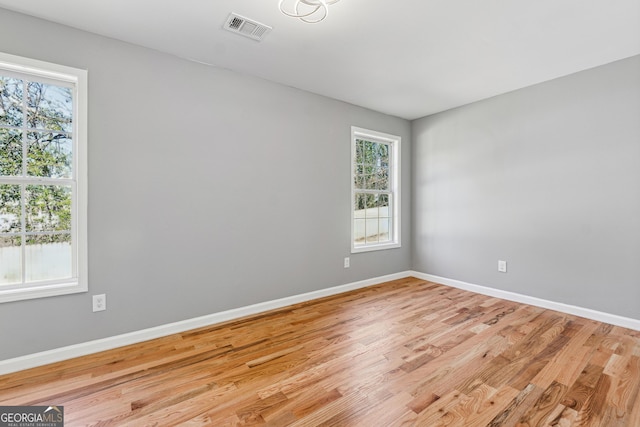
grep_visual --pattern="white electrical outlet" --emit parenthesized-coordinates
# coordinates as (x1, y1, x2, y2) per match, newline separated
(93, 294, 106, 312)
(344, 257, 350, 268)
(498, 260, 507, 273)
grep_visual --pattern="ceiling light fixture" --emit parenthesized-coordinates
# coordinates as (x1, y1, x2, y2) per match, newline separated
(278, 0, 340, 23)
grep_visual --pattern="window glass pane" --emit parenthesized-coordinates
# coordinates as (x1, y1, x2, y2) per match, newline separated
(376, 166, 389, 190)
(0, 128, 23, 176)
(365, 141, 376, 166)
(0, 236, 21, 285)
(26, 82, 73, 132)
(370, 142, 379, 165)
(354, 219, 365, 244)
(366, 218, 379, 243)
(25, 233, 71, 282)
(362, 173, 374, 190)
(379, 143, 389, 165)
(357, 139, 366, 163)
(354, 193, 366, 218)
(0, 76, 23, 127)
(26, 184, 71, 232)
(354, 165, 364, 189)
(363, 194, 377, 218)
(27, 132, 72, 178)
(368, 170, 377, 190)
(364, 140, 375, 165)
(355, 140, 391, 191)
(0, 184, 21, 233)
(379, 218, 391, 242)
(378, 194, 390, 218)
(355, 139, 363, 164)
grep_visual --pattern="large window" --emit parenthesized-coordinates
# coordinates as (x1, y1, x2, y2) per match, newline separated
(351, 127, 400, 253)
(0, 52, 87, 303)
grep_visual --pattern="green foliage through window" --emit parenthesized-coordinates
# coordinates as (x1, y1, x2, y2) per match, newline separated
(352, 133, 396, 247)
(1, 73, 74, 282)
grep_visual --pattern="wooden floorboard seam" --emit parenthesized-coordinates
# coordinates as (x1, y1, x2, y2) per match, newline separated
(1, 277, 639, 426)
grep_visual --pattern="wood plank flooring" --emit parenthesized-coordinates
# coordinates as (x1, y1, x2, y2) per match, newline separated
(1, 277, 639, 426)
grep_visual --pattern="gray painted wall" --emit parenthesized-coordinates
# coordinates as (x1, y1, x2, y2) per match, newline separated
(413, 55, 640, 319)
(2, 7, 638, 362)
(0, 9, 411, 360)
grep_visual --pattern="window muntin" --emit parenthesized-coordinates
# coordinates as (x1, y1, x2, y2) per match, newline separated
(0, 52, 87, 302)
(351, 127, 400, 252)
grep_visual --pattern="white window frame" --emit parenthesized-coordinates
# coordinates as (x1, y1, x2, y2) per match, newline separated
(0, 52, 88, 303)
(351, 126, 401, 253)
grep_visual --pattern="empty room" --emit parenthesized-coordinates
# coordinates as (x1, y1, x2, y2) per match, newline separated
(0, 0, 639, 425)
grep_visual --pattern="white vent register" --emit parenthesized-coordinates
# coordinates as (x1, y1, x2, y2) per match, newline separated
(223, 13, 272, 41)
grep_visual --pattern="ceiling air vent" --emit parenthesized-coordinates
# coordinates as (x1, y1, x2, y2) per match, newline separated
(223, 13, 272, 42)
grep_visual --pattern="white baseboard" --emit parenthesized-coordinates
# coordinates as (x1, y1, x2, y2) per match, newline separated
(0, 271, 412, 376)
(3, 270, 638, 376)
(410, 271, 640, 331)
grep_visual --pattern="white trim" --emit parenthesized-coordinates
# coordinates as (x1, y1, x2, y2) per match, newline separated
(74, 63, 89, 299)
(411, 271, 640, 331)
(0, 51, 80, 84)
(0, 281, 85, 303)
(351, 241, 401, 253)
(0, 271, 411, 375)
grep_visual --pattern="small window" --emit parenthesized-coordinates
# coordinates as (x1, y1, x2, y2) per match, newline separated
(351, 127, 400, 253)
(0, 52, 87, 303)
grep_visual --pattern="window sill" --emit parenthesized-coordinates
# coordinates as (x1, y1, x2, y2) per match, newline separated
(0, 280, 87, 303)
(351, 242, 401, 254)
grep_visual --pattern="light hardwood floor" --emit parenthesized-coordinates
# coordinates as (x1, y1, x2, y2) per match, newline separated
(1, 277, 639, 426)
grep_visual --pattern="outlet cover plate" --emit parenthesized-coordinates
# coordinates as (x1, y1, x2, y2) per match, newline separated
(498, 260, 507, 273)
(93, 294, 106, 312)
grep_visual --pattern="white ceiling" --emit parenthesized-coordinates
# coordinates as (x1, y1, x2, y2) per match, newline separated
(0, 0, 638, 120)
